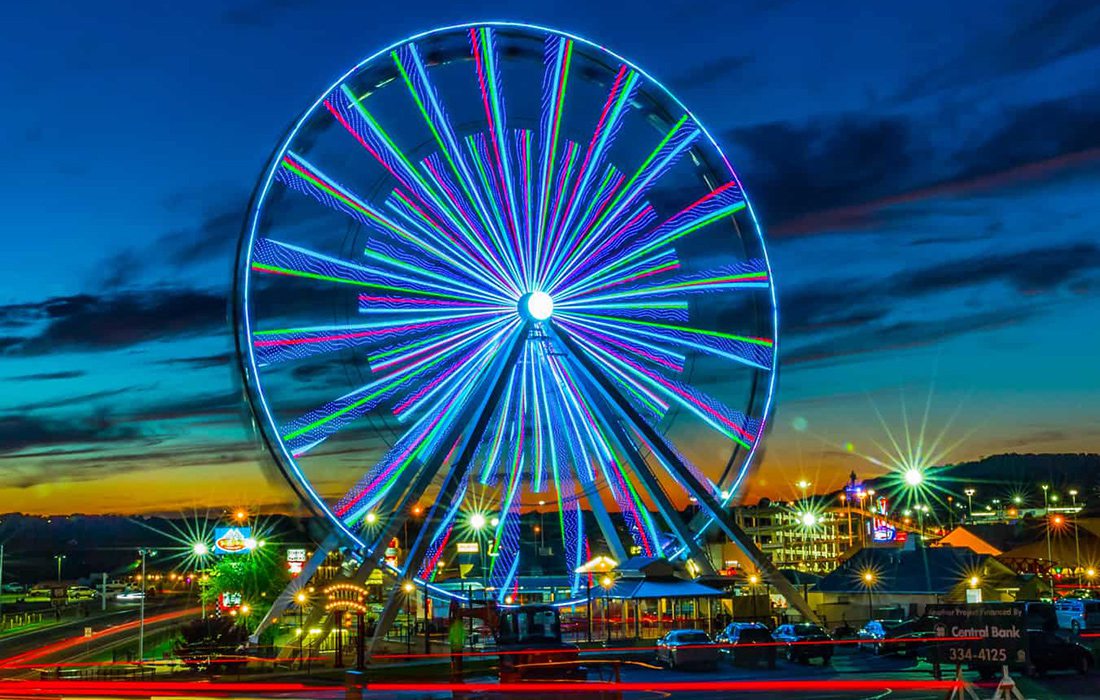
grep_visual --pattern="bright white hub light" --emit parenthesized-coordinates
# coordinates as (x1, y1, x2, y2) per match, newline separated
(800, 512, 817, 527)
(521, 291, 554, 321)
(904, 468, 924, 487)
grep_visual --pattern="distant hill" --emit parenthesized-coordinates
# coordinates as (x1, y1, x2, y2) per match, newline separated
(859, 453, 1100, 506)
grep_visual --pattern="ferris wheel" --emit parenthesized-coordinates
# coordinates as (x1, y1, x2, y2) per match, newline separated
(235, 22, 804, 624)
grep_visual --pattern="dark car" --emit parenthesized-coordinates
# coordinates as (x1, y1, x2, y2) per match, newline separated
(715, 623, 777, 668)
(655, 630, 721, 670)
(773, 623, 833, 664)
(1027, 630, 1093, 677)
(971, 630, 1093, 680)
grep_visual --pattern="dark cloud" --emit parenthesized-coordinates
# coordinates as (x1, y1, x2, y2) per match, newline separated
(157, 353, 232, 370)
(7, 370, 85, 381)
(784, 307, 1032, 367)
(0, 288, 227, 356)
(0, 414, 143, 455)
(668, 55, 754, 89)
(9, 387, 140, 413)
(952, 91, 1100, 181)
(729, 115, 919, 224)
(892, 243, 1100, 296)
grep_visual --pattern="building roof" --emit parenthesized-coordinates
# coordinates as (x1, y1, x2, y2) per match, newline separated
(937, 523, 1042, 555)
(815, 545, 999, 595)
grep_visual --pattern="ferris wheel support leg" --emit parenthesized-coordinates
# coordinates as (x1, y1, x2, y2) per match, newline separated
(579, 389, 718, 576)
(549, 325, 821, 626)
(575, 473, 629, 564)
(364, 326, 531, 659)
(251, 531, 341, 647)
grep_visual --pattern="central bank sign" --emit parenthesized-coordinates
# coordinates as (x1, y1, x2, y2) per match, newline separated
(926, 603, 1027, 666)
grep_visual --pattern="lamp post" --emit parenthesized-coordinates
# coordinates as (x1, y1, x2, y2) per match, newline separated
(1070, 489, 1081, 582)
(54, 554, 66, 582)
(1042, 485, 1053, 588)
(137, 548, 156, 663)
(600, 575, 614, 643)
(403, 581, 415, 653)
(748, 574, 760, 623)
(862, 571, 877, 624)
(295, 591, 308, 669)
(192, 542, 209, 619)
(964, 489, 975, 519)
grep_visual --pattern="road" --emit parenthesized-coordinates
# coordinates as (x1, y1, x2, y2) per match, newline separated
(0, 598, 196, 674)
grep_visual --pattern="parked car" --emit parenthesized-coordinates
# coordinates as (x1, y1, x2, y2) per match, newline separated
(715, 622, 777, 668)
(857, 619, 905, 654)
(1055, 598, 1100, 634)
(67, 585, 98, 600)
(971, 630, 1093, 680)
(655, 630, 721, 670)
(0, 582, 25, 593)
(773, 623, 833, 664)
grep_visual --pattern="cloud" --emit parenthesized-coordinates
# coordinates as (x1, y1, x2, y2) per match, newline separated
(0, 288, 227, 356)
(6, 370, 85, 381)
(892, 243, 1100, 296)
(157, 353, 232, 370)
(9, 387, 141, 413)
(668, 55, 754, 88)
(0, 414, 143, 456)
(728, 115, 919, 225)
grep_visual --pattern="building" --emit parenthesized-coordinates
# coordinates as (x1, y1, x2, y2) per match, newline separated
(810, 539, 1021, 626)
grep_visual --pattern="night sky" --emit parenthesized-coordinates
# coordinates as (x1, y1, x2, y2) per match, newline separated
(2, 1, 1098, 515)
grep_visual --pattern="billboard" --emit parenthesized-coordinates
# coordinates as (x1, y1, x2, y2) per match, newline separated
(213, 527, 252, 555)
(926, 603, 1027, 667)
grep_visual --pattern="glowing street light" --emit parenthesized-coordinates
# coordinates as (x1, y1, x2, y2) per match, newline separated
(904, 468, 924, 487)
(800, 512, 817, 528)
(964, 488, 975, 517)
(365, 512, 378, 525)
(968, 576, 980, 589)
(192, 542, 209, 557)
(861, 570, 878, 623)
(468, 513, 487, 531)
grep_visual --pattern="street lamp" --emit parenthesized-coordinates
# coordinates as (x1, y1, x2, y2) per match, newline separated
(1042, 485, 1053, 588)
(1070, 489, 1081, 582)
(861, 570, 877, 623)
(192, 542, 210, 619)
(402, 581, 415, 653)
(600, 575, 614, 643)
(904, 468, 923, 487)
(295, 591, 308, 668)
(54, 554, 66, 582)
(964, 489, 975, 518)
(137, 548, 157, 663)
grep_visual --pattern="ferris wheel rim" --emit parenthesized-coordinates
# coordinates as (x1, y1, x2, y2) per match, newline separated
(234, 20, 780, 583)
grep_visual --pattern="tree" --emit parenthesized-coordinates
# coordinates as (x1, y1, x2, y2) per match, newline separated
(202, 551, 288, 634)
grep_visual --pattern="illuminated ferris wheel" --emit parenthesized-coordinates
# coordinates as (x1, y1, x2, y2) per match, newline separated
(235, 22, 795, 618)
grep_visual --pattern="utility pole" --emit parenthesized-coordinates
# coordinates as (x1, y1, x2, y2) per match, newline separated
(1042, 485, 1053, 591)
(0, 543, 5, 620)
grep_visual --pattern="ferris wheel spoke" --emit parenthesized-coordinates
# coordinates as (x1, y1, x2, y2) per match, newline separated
(553, 180, 746, 298)
(569, 325, 760, 450)
(469, 28, 525, 284)
(544, 114, 700, 290)
(326, 84, 513, 288)
(532, 35, 573, 282)
(278, 319, 514, 455)
(560, 261, 770, 308)
(557, 310, 774, 372)
(253, 309, 501, 367)
(275, 152, 508, 291)
(545, 353, 663, 557)
(391, 44, 524, 288)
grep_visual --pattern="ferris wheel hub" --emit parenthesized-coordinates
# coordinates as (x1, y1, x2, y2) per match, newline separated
(519, 291, 554, 322)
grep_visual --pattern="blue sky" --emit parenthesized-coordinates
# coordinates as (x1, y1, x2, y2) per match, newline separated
(1, 0, 1098, 513)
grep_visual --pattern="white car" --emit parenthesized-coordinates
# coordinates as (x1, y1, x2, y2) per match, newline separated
(116, 589, 145, 601)
(67, 586, 98, 599)
(1055, 598, 1100, 634)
